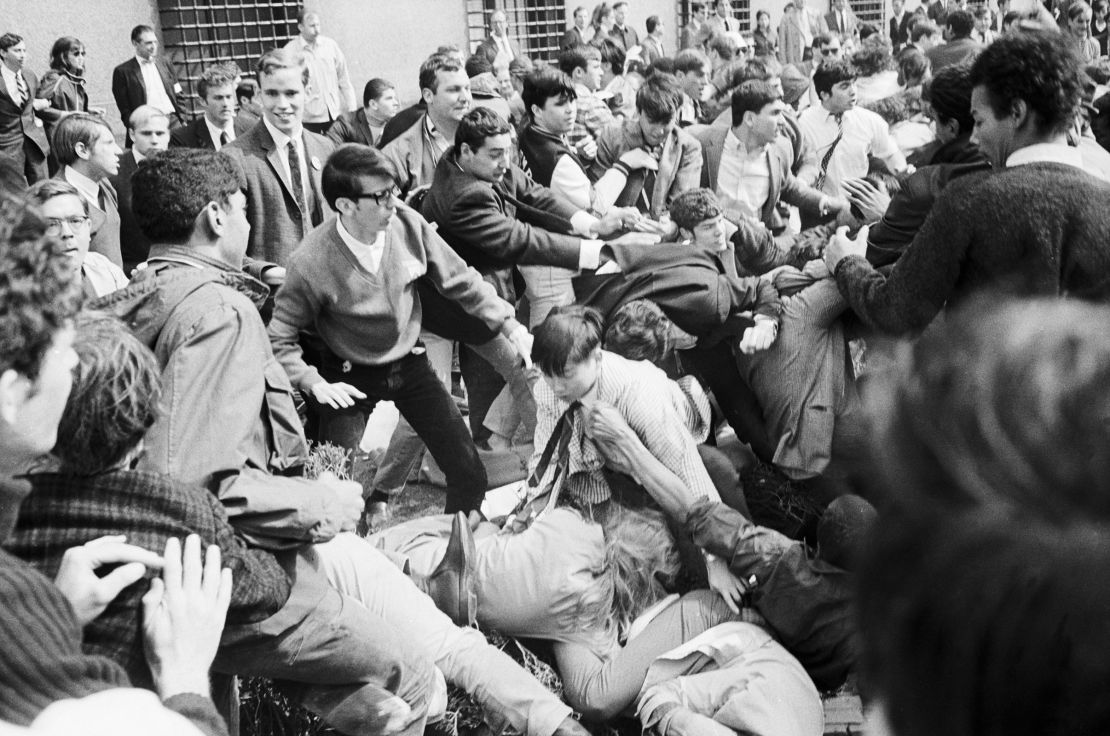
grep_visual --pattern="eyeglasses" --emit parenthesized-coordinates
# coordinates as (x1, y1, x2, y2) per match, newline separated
(350, 184, 400, 206)
(821, 47, 841, 56)
(44, 215, 90, 234)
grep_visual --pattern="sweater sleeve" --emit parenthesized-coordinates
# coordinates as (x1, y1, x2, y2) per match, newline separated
(419, 219, 516, 332)
(267, 257, 325, 391)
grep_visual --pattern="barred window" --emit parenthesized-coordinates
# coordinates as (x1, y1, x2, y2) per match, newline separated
(676, 0, 752, 34)
(851, 0, 887, 29)
(466, 0, 568, 66)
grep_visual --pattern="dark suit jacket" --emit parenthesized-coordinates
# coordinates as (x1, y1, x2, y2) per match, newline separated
(421, 149, 582, 300)
(926, 36, 984, 71)
(475, 35, 523, 65)
(609, 24, 639, 51)
(690, 125, 825, 232)
(890, 13, 913, 48)
(108, 150, 153, 273)
(824, 8, 860, 38)
(561, 26, 589, 50)
(56, 169, 121, 268)
(325, 108, 374, 147)
(927, 0, 951, 26)
(222, 121, 335, 266)
(111, 57, 186, 128)
(0, 68, 49, 157)
(169, 115, 251, 150)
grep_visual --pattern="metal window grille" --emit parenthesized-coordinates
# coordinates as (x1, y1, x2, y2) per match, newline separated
(466, 0, 568, 66)
(850, 0, 887, 30)
(157, 0, 301, 118)
(675, 0, 752, 34)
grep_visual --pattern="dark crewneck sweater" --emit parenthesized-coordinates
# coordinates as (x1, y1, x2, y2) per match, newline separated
(835, 161, 1110, 335)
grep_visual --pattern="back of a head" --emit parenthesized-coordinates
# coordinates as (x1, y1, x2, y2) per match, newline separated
(668, 186, 722, 232)
(635, 72, 683, 122)
(969, 29, 1080, 144)
(922, 61, 974, 133)
(603, 299, 672, 365)
(0, 198, 81, 381)
(852, 40, 893, 78)
(597, 38, 626, 76)
(673, 48, 709, 76)
(604, 504, 681, 640)
(131, 148, 245, 244)
(465, 53, 494, 79)
(946, 9, 975, 38)
(707, 32, 737, 61)
(896, 46, 930, 88)
(51, 112, 110, 168)
(558, 45, 600, 76)
(816, 494, 877, 570)
(53, 312, 162, 476)
(532, 305, 604, 377)
(911, 19, 939, 43)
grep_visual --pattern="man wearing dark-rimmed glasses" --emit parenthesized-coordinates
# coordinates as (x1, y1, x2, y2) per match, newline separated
(268, 142, 532, 517)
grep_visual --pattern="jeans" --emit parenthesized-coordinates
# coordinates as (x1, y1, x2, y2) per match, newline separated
(312, 350, 487, 514)
(313, 533, 573, 736)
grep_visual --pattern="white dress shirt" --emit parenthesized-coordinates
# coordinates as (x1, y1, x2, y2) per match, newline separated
(64, 166, 102, 208)
(717, 130, 771, 224)
(263, 116, 310, 206)
(797, 106, 899, 196)
(1, 64, 25, 105)
(204, 116, 235, 151)
(136, 56, 175, 116)
(336, 218, 386, 273)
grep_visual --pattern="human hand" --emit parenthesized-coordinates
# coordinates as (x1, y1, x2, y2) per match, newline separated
(609, 231, 662, 247)
(617, 148, 659, 171)
(54, 535, 165, 627)
(260, 265, 286, 288)
(142, 535, 231, 699)
(841, 178, 890, 224)
(316, 470, 365, 534)
(594, 206, 641, 236)
(310, 379, 367, 409)
(737, 320, 777, 354)
(32, 98, 50, 111)
(576, 136, 598, 160)
(504, 320, 534, 369)
(705, 554, 745, 614)
(824, 224, 869, 273)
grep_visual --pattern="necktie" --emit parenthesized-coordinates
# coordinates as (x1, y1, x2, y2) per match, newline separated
(525, 401, 581, 515)
(287, 140, 307, 222)
(219, 130, 230, 147)
(814, 113, 844, 191)
(639, 146, 661, 214)
(15, 72, 27, 106)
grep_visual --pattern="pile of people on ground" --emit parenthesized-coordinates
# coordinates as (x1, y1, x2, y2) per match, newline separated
(1, 2, 1109, 735)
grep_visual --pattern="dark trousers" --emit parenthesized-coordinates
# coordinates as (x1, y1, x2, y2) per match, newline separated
(680, 343, 775, 464)
(310, 351, 488, 513)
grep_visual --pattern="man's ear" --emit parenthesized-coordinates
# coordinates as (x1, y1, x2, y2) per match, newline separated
(420, 87, 434, 106)
(196, 201, 223, 240)
(0, 369, 30, 427)
(74, 141, 92, 162)
(678, 226, 695, 243)
(1010, 97, 1032, 130)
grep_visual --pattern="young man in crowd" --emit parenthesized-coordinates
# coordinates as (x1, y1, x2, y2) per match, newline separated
(53, 112, 123, 268)
(282, 10, 357, 135)
(169, 64, 250, 151)
(114, 105, 170, 274)
(327, 78, 400, 147)
(0, 32, 50, 184)
(557, 45, 614, 155)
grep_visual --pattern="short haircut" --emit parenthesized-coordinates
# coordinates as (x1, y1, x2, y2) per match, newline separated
(26, 179, 89, 215)
(706, 32, 737, 61)
(717, 57, 775, 95)
(859, 22, 880, 41)
(0, 199, 81, 380)
(465, 53, 494, 78)
(604, 299, 672, 364)
(815, 494, 877, 570)
(668, 187, 723, 232)
(646, 57, 677, 76)
(969, 30, 1081, 137)
(646, 15, 661, 33)
(532, 305, 604, 376)
(597, 38, 626, 76)
(635, 72, 682, 122)
(911, 20, 940, 42)
(756, 9, 770, 21)
(196, 63, 240, 100)
(0, 33, 22, 52)
(897, 46, 930, 87)
(51, 112, 112, 167)
(363, 78, 394, 107)
(974, 5, 992, 20)
(321, 144, 400, 210)
(613, 1, 628, 10)
(236, 77, 259, 101)
(419, 52, 465, 93)
(691, 2, 705, 12)
(852, 41, 893, 77)
(455, 107, 511, 152)
(946, 9, 975, 38)
(128, 105, 169, 131)
(814, 32, 837, 48)
(49, 36, 84, 72)
(509, 56, 534, 79)
(558, 44, 601, 76)
(53, 312, 162, 476)
(813, 59, 856, 97)
(130, 148, 245, 243)
(673, 48, 709, 75)
(522, 68, 577, 113)
(296, 8, 317, 24)
(591, 3, 613, 27)
(923, 62, 974, 134)
(130, 25, 153, 43)
(257, 47, 309, 86)
(731, 78, 782, 121)
(1069, 1, 1094, 21)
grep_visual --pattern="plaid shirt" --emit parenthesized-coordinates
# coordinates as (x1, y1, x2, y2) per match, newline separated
(568, 83, 615, 151)
(529, 351, 719, 506)
(8, 469, 292, 689)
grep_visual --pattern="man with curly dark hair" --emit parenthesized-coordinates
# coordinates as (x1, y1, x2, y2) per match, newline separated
(827, 29, 1110, 336)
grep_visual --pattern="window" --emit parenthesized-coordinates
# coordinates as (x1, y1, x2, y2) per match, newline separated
(157, 0, 302, 117)
(676, 0, 752, 34)
(466, 0, 568, 65)
(851, 0, 887, 30)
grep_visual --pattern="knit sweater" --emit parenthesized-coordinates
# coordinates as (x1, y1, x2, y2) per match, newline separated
(836, 161, 1110, 335)
(269, 207, 514, 390)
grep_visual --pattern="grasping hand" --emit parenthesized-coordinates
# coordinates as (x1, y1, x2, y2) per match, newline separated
(53, 535, 164, 626)
(824, 225, 870, 273)
(310, 380, 367, 409)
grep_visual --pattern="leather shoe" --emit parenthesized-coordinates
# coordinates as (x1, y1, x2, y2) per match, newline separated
(417, 512, 477, 626)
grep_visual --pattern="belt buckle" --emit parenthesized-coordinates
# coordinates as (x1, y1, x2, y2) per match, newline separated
(341, 360, 352, 374)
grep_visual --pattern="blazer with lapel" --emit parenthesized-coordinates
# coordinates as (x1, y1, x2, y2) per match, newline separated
(824, 8, 860, 38)
(691, 124, 825, 232)
(325, 108, 374, 147)
(169, 115, 251, 150)
(561, 26, 589, 50)
(890, 13, 913, 48)
(108, 150, 155, 272)
(222, 121, 335, 266)
(56, 169, 122, 268)
(111, 57, 185, 127)
(0, 68, 49, 157)
(475, 35, 523, 65)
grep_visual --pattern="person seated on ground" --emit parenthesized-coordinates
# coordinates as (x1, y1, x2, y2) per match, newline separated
(0, 201, 227, 735)
(590, 72, 704, 220)
(825, 30, 1110, 337)
(25, 180, 126, 298)
(11, 310, 589, 736)
(856, 298, 1110, 736)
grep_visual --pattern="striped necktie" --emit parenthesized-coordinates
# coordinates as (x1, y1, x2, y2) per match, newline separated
(814, 113, 844, 191)
(14, 71, 27, 106)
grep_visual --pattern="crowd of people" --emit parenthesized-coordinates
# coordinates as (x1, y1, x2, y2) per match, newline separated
(0, 1, 1109, 735)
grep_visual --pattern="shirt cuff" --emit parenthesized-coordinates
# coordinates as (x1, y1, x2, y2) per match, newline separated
(579, 239, 604, 270)
(570, 210, 599, 238)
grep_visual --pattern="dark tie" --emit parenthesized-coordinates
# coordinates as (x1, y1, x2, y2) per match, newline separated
(286, 139, 307, 223)
(528, 401, 581, 492)
(15, 72, 27, 106)
(814, 113, 844, 191)
(219, 130, 230, 147)
(638, 146, 661, 214)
